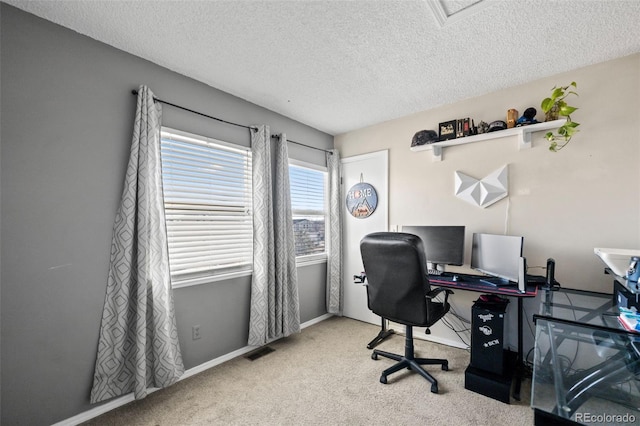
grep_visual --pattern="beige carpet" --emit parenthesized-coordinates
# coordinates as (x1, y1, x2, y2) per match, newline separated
(84, 316, 533, 425)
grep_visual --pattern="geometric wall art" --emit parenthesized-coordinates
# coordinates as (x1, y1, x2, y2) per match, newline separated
(454, 165, 508, 208)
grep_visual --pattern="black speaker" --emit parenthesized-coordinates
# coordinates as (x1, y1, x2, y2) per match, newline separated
(470, 298, 508, 375)
(546, 258, 556, 287)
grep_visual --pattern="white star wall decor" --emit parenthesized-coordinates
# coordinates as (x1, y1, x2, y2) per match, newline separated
(454, 165, 508, 208)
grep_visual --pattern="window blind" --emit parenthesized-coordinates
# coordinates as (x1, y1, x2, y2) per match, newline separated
(161, 129, 252, 281)
(289, 163, 327, 257)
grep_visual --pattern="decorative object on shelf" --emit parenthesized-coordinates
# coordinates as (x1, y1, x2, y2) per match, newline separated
(456, 117, 471, 137)
(488, 120, 507, 132)
(477, 120, 489, 134)
(516, 107, 538, 126)
(345, 174, 378, 219)
(540, 81, 580, 152)
(411, 129, 438, 147)
(439, 120, 457, 141)
(454, 165, 508, 208)
(410, 119, 566, 161)
(507, 109, 518, 128)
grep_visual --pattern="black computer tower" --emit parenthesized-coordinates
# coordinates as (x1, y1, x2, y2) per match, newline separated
(470, 298, 508, 375)
(614, 279, 640, 311)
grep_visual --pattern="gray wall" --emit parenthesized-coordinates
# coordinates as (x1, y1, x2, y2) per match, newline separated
(0, 5, 332, 425)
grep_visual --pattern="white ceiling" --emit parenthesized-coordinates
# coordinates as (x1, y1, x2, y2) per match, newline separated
(5, 0, 640, 135)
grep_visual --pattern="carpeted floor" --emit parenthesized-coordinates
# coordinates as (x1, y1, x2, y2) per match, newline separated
(83, 316, 534, 425)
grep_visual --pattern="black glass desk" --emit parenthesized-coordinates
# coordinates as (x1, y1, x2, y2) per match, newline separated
(532, 288, 640, 425)
(430, 273, 542, 401)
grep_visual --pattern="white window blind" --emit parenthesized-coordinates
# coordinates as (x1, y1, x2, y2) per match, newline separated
(160, 128, 252, 283)
(289, 162, 327, 258)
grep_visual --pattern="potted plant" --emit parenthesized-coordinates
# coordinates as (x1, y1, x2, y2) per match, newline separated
(541, 81, 580, 152)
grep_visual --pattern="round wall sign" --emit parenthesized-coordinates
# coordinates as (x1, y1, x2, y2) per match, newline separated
(345, 182, 378, 219)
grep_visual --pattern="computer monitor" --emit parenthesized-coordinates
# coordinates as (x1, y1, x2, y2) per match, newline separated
(401, 225, 465, 271)
(471, 233, 524, 284)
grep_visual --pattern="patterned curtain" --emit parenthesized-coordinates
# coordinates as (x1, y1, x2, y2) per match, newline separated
(326, 149, 343, 314)
(90, 86, 184, 403)
(248, 128, 301, 346)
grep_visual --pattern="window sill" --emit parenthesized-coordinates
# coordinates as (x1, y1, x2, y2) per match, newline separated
(172, 269, 253, 289)
(296, 254, 328, 267)
(171, 256, 328, 289)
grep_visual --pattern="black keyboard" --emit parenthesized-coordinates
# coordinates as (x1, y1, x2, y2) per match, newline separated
(478, 277, 514, 287)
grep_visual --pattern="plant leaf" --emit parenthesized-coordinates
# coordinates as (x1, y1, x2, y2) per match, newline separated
(551, 88, 564, 99)
(564, 126, 578, 137)
(560, 105, 578, 116)
(541, 98, 553, 112)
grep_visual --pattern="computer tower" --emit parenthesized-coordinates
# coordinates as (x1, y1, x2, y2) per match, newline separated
(470, 298, 508, 375)
(614, 279, 640, 311)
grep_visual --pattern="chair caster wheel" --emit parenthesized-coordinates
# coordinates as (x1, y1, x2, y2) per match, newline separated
(442, 362, 448, 371)
(380, 375, 387, 384)
(431, 384, 438, 393)
(371, 352, 378, 360)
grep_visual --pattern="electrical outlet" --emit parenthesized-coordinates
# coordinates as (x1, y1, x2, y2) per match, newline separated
(192, 325, 201, 340)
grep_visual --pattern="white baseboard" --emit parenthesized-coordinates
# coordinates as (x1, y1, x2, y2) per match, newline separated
(301, 312, 333, 328)
(413, 331, 469, 350)
(53, 313, 334, 426)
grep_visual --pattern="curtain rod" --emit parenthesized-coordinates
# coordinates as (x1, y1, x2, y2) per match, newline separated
(270, 135, 333, 155)
(131, 89, 255, 130)
(131, 89, 333, 155)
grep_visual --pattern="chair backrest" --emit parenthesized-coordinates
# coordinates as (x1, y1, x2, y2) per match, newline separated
(360, 232, 430, 326)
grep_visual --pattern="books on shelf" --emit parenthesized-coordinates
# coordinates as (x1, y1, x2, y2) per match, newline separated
(618, 307, 640, 333)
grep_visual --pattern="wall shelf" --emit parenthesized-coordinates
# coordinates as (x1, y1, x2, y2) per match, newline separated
(410, 119, 567, 161)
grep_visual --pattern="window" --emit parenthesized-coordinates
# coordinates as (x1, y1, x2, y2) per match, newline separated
(289, 160, 328, 262)
(160, 128, 252, 285)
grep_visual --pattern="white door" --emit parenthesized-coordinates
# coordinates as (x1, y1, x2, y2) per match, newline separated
(341, 150, 389, 325)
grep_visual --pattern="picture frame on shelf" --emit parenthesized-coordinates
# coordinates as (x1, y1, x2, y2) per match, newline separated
(439, 120, 457, 141)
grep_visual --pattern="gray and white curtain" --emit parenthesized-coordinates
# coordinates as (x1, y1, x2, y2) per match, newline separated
(326, 149, 343, 314)
(90, 86, 184, 403)
(248, 127, 300, 346)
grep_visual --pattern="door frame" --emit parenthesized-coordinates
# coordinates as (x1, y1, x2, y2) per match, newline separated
(341, 149, 389, 324)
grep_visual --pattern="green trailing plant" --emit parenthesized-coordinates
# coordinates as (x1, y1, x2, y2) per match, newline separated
(541, 81, 579, 152)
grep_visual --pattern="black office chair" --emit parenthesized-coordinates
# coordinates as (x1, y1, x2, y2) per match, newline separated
(360, 232, 453, 393)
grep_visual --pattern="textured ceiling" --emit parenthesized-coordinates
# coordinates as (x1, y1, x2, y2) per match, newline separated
(5, 0, 640, 135)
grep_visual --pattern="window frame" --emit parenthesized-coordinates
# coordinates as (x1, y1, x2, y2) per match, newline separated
(160, 127, 253, 288)
(288, 158, 329, 267)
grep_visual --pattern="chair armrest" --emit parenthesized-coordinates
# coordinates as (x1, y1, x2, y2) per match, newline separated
(426, 287, 453, 304)
(353, 273, 367, 284)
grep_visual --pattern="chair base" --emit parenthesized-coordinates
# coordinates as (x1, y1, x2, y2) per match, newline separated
(371, 326, 448, 393)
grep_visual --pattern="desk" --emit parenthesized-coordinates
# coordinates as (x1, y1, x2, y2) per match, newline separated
(532, 288, 640, 425)
(430, 273, 541, 401)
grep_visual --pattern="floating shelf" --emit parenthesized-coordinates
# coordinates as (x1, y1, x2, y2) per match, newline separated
(410, 119, 567, 161)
